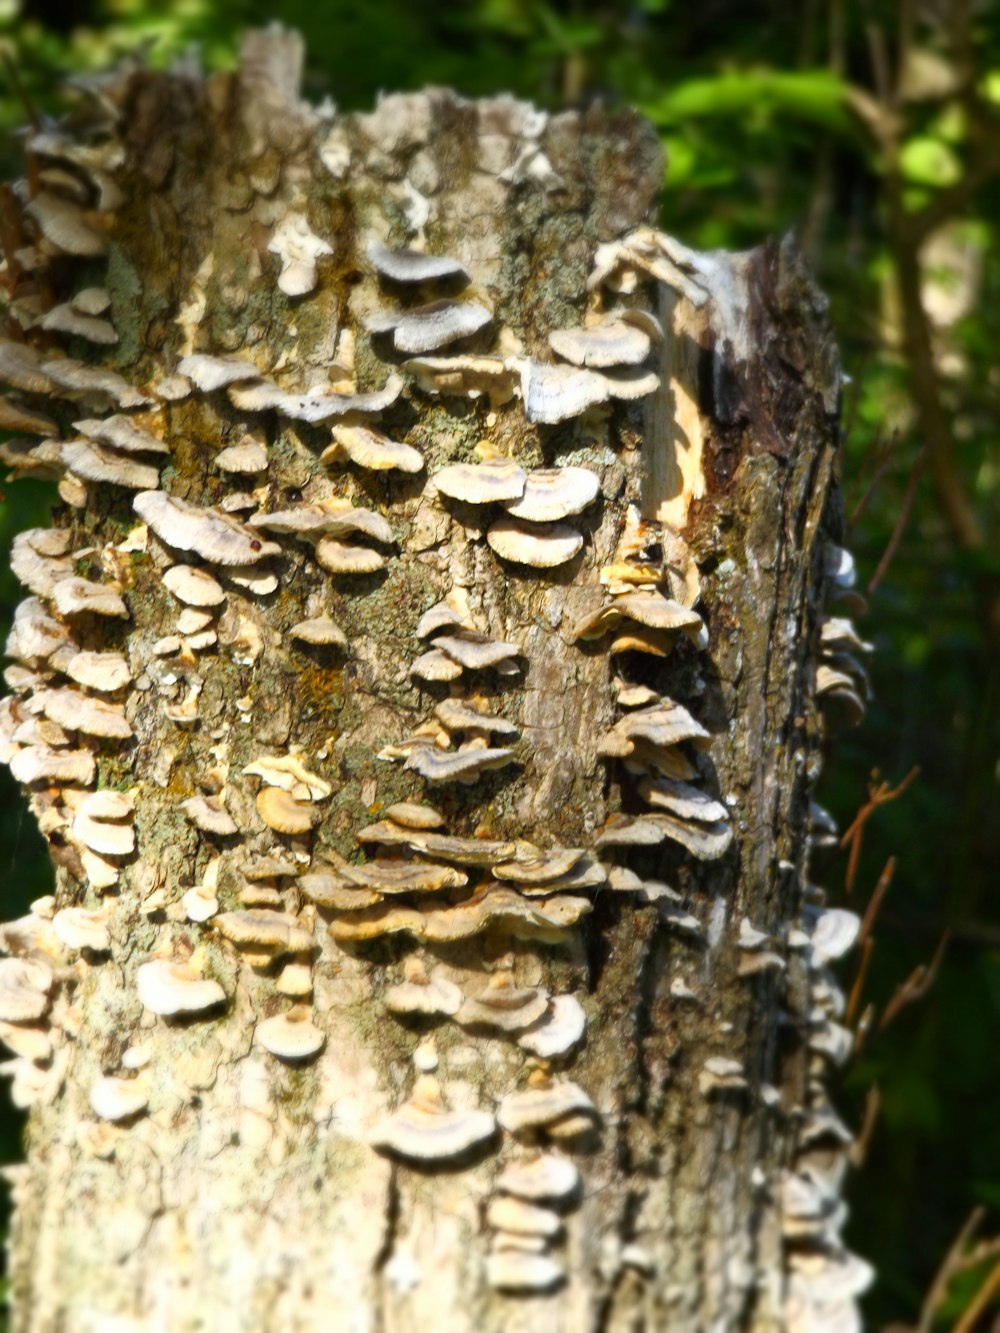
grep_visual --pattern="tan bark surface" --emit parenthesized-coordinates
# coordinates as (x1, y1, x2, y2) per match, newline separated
(0, 28, 870, 1332)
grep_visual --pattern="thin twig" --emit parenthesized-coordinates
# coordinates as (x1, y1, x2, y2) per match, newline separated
(859, 856, 896, 945)
(848, 1083, 880, 1168)
(918, 1207, 985, 1333)
(878, 931, 949, 1033)
(846, 935, 874, 1029)
(954, 1252, 1000, 1333)
(868, 450, 925, 593)
(840, 767, 920, 894)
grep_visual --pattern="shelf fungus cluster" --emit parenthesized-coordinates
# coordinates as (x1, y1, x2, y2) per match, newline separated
(0, 47, 870, 1328)
(815, 548, 873, 730)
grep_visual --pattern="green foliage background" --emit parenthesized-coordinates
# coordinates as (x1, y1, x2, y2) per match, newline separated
(0, 1, 997, 1325)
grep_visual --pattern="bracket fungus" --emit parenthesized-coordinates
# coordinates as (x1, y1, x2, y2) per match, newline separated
(369, 1075, 496, 1164)
(365, 300, 492, 354)
(255, 1006, 325, 1061)
(486, 518, 584, 570)
(366, 239, 469, 286)
(324, 424, 423, 474)
(135, 960, 226, 1017)
(134, 491, 281, 566)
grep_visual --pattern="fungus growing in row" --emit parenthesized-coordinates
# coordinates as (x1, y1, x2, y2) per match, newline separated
(89, 1076, 148, 1123)
(228, 373, 404, 424)
(403, 744, 517, 784)
(9, 746, 95, 787)
(244, 754, 331, 800)
(486, 519, 583, 570)
(133, 491, 281, 566)
(368, 1074, 496, 1164)
(255, 1006, 325, 1061)
(384, 801, 445, 830)
(519, 360, 611, 424)
(249, 503, 393, 545)
(214, 910, 314, 956)
(50, 577, 129, 620)
(215, 439, 268, 474)
(181, 794, 238, 837)
(409, 650, 464, 684)
(43, 358, 152, 407)
(698, 1057, 749, 1096)
(384, 960, 463, 1019)
(548, 317, 651, 369)
(25, 191, 107, 256)
(288, 615, 348, 649)
(366, 240, 469, 286)
(323, 423, 423, 474)
(497, 1080, 600, 1135)
(431, 632, 521, 672)
(71, 791, 135, 857)
(328, 888, 592, 944)
(365, 299, 492, 354)
(65, 651, 132, 692)
(314, 540, 386, 576)
(805, 908, 861, 965)
(41, 300, 117, 345)
(486, 1196, 563, 1238)
(177, 353, 261, 393)
(0, 958, 52, 1024)
(37, 689, 133, 741)
(74, 415, 169, 455)
(517, 994, 587, 1059)
(135, 960, 226, 1017)
(415, 589, 477, 639)
(402, 354, 519, 406)
(162, 565, 227, 608)
(504, 467, 600, 524)
(453, 975, 549, 1034)
(432, 459, 527, 505)
(485, 1251, 564, 1295)
(255, 788, 322, 836)
(314, 857, 467, 896)
(433, 699, 518, 739)
(496, 1152, 581, 1203)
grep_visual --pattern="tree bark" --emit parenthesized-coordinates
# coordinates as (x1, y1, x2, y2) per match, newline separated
(0, 28, 869, 1332)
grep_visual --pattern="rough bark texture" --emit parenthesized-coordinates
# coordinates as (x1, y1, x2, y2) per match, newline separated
(0, 29, 870, 1333)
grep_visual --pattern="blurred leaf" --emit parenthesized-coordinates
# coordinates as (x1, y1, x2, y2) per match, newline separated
(900, 135, 962, 186)
(644, 68, 853, 133)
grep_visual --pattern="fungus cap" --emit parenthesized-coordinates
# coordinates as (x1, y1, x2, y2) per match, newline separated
(548, 318, 651, 369)
(433, 459, 526, 505)
(367, 240, 468, 285)
(486, 1196, 563, 1238)
(517, 994, 587, 1059)
(487, 518, 583, 569)
(136, 960, 226, 1017)
(65, 651, 132, 692)
(215, 440, 268, 474)
(366, 300, 492, 354)
(133, 491, 281, 566)
(288, 615, 348, 648)
(89, 1076, 148, 1123)
(496, 1152, 580, 1203)
(324, 424, 423, 474)
(369, 1075, 496, 1163)
(255, 1006, 325, 1060)
(504, 467, 600, 523)
(163, 565, 227, 608)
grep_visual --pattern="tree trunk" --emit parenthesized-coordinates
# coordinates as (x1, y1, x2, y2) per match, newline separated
(0, 28, 871, 1332)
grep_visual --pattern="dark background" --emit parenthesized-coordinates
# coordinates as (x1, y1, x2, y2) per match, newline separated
(1, 1, 998, 1325)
